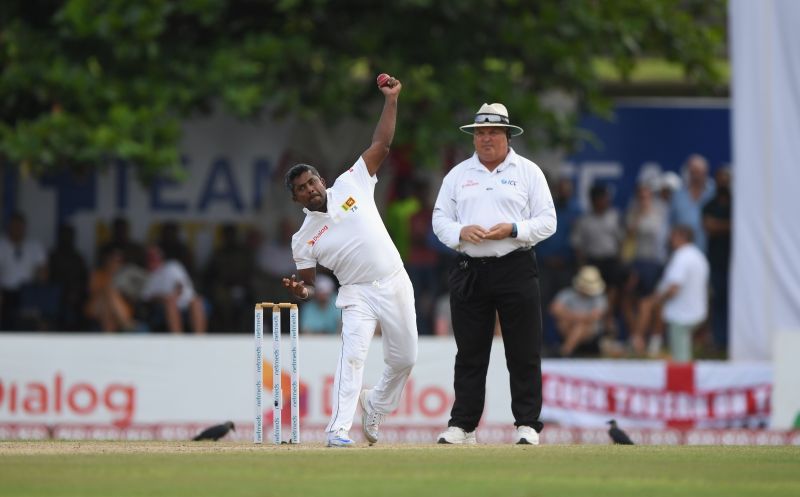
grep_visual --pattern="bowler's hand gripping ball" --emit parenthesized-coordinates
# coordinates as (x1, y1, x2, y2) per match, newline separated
(376, 73, 391, 88)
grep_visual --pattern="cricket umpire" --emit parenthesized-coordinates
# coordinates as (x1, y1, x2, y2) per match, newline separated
(432, 103, 556, 445)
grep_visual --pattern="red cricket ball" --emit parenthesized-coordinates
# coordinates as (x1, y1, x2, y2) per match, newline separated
(376, 73, 391, 88)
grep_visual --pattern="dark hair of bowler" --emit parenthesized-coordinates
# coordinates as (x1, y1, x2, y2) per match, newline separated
(672, 224, 695, 243)
(285, 163, 322, 192)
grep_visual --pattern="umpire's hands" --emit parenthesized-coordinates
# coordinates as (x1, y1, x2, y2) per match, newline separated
(460, 225, 488, 244)
(484, 223, 514, 240)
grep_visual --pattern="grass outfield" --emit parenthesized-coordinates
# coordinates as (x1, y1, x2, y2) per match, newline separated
(1, 442, 799, 497)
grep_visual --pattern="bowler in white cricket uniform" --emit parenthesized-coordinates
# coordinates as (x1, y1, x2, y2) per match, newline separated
(281, 75, 417, 447)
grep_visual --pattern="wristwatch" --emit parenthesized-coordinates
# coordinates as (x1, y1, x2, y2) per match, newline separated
(510, 223, 518, 238)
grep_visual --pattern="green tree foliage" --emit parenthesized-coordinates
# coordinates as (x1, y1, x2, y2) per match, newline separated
(0, 0, 726, 180)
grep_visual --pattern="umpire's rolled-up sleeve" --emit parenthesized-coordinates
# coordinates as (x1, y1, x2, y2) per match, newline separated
(432, 173, 463, 250)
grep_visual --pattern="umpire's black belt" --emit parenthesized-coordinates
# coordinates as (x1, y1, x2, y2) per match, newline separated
(458, 247, 533, 267)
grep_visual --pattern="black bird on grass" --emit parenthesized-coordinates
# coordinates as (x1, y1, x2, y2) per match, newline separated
(607, 419, 634, 445)
(193, 421, 235, 441)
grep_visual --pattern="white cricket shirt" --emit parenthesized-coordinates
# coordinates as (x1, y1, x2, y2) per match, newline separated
(141, 260, 197, 310)
(0, 237, 46, 290)
(658, 243, 709, 325)
(292, 157, 404, 285)
(432, 148, 556, 257)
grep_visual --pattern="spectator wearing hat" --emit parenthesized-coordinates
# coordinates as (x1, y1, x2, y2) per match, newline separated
(432, 102, 556, 445)
(299, 273, 341, 335)
(657, 171, 682, 208)
(550, 266, 608, 357)
(654, 171, 682, 261)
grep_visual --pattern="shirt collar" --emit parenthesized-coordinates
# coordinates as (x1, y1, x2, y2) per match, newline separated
(467, 147, 520, 173)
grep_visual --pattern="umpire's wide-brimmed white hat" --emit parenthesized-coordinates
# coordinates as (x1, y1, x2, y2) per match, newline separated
(459, 103, 524, 137)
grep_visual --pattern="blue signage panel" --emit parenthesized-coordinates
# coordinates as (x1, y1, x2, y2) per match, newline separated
(567, 102, 731, 209)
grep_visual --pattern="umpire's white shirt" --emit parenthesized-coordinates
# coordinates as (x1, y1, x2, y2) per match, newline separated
(292, 156, 404, 286)
(432, 148, 557, 257)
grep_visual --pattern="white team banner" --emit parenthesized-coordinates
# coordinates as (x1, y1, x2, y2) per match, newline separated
(0, 335, 773, 442)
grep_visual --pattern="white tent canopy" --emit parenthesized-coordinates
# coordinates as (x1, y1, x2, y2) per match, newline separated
(730, 0, 800, 360)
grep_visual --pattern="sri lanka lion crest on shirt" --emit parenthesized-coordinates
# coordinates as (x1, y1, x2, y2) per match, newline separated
(341, 196, 358, 212)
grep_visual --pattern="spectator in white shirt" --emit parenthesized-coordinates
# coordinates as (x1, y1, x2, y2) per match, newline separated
(0, 212, 47, 330)
(141, 245, 207, 334)
(654, 225, 709, 361)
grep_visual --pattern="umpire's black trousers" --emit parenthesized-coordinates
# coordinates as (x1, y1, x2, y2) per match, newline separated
(447, 248, 543, 433)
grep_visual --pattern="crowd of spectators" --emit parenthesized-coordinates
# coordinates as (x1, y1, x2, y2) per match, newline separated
(0, 153, 731, 360)
(0, 214, 309, 335)
(555, 154, 728, 359)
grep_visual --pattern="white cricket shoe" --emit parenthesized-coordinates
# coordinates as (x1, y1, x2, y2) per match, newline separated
(359, 389, 384, 445)
(436, 426, 477, 445)
(326, 428, 355, 448)
(516, 425, 540, 445)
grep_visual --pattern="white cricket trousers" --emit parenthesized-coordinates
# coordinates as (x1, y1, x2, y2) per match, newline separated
(326, 267, 418, 435)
